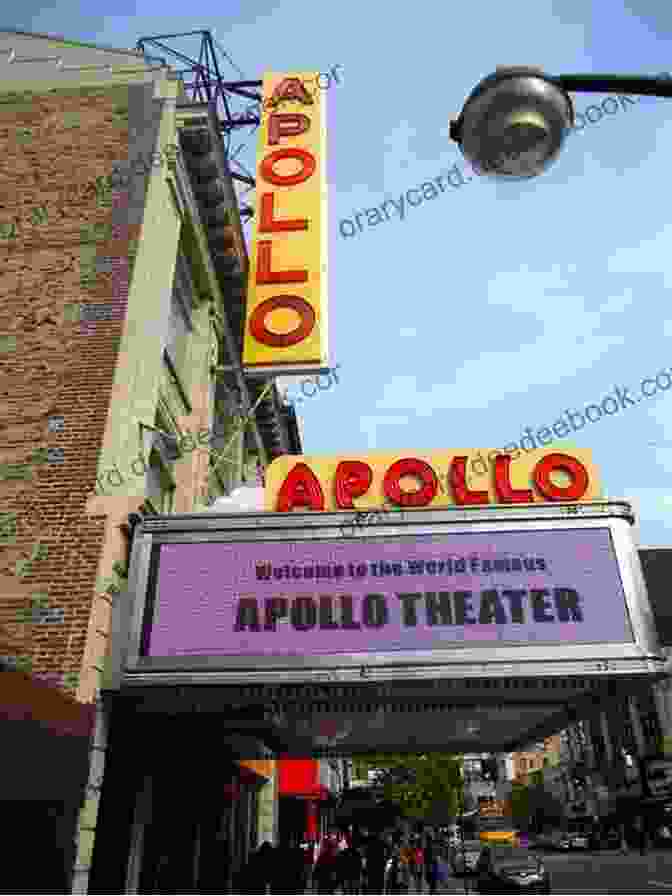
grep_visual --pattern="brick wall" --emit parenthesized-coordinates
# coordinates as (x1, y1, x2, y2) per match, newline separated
(0, 83, 138, 697)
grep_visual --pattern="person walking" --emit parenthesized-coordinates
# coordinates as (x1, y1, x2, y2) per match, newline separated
(336, 842, 364, 895)
(636, 816, 649, 856)
(304, 839, 318, 891)
(237, 841, 274, 894)
(385, 840, 406, 895)
(424, 836, 440, 896)
(271, 835, 308, 894)
(399, 841, 414, 891)
(619, 821, 629, 855)
(314, 833, 340, 894)
(409, 839, 424, 894)
(363, 833, 389, 895)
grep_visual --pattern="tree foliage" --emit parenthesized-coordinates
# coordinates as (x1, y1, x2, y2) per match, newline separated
(352, 753, 464, 820)
(510, 778, 565, 832)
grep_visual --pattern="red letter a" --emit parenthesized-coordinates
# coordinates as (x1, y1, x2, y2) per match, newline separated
(276, 462, 325, 511)
(268, 77, 314, 107)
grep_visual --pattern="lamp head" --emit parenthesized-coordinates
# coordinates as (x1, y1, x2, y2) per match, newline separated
(449, 67, 574, 179)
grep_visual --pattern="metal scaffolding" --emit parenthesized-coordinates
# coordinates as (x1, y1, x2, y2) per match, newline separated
(136, 28, 260, 216)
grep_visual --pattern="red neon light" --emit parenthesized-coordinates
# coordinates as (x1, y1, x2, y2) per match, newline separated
(256, 241, 308, 285)
(450, 456, 489, 505)
(276, 462, 325, 511)
(260, 148, 316, 187)
(248, 296, 316, 347)
(533, 453, 590, 501)
(494, 455, 534, 503)
(383, 458, 438, 507)
(268, 112, 311, 145)
(267, 77, 314, 108)
(273, 452, 592, 509)
(259, 193, 308, 233)
(335, 460, 374, 509)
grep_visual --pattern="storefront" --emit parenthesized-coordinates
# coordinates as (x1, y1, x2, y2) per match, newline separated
(637, 758, 672, 844)
(278, 759, 330, 843)
(88, 697, 286, 894)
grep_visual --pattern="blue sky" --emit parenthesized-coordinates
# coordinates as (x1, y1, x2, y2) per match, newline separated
(6, 0, 672, 545)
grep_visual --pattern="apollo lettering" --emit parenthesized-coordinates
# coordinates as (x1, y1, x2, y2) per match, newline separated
(250, 77, 317, 350)
(233, 588, 584, 632)
(275, 451, 591, 511)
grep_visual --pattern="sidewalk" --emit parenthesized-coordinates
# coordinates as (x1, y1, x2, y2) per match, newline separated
(303, 879, 474, 895)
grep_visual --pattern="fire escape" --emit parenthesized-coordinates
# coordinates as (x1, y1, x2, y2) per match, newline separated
(136, 30, 301, 470)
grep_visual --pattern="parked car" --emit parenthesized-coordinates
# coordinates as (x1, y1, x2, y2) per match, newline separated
(537, 830, 589, 851)
(449, 839, 484, 876)
(546, 831, 571, 851)
(567, 833, 590, 850)
(654, 825, 672, 848)
(599, 828, 623, 850)
(528, 833, 555, 851)
(474, 845, 551, 894)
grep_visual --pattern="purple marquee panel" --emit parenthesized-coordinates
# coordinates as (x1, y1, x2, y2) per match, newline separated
(146, 528, 634, 658)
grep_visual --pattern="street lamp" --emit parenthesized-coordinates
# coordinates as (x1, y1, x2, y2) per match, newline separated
(449, 66, 672, 179)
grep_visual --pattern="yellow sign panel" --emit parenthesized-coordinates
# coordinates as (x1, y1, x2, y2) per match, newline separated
(243, 73, 328, 371)
(265, 445, 601, 512)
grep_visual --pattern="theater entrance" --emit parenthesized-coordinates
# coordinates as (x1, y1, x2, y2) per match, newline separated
(90, 501, 667, 891)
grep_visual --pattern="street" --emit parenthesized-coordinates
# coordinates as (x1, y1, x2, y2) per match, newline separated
(437, 850, 672, 894)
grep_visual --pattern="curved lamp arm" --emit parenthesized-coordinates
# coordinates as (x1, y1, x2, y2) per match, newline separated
(553, 73, 672, 97)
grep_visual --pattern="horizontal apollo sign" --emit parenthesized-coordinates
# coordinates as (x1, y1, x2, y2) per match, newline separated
(243, 72, 328, 373)
(265, 446, 601, 511)
(142, 527, 633, 659)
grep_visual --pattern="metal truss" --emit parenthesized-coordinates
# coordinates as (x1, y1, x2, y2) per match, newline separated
(136, 28, 259, 212)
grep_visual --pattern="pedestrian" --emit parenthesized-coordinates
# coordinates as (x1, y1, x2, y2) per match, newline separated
(619, 821, 629, 855)
(476, 845, 493, 877)
(637, 817, 649, 856)
(363, 833, 389, 894)
(410, 839, 424, 894)
(237, 841, 274, 894)
(336, 842, 364, 894)
(399, 840, 414, 890)
(303, 839, 317, 890)
(271, 835, 307, 894)
(385, 840, 406, 895)
(314, 833, 339, 894)
(150, 853, 173, 893)
(424, 836, 440, 896)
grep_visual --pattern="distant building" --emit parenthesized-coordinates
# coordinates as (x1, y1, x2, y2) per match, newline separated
(511, 734, 561, 783)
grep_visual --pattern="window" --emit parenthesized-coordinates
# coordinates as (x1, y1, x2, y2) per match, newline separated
(164, 253, 195, 397)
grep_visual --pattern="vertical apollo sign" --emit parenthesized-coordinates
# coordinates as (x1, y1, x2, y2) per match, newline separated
(243, 73, 328, 373)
